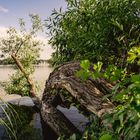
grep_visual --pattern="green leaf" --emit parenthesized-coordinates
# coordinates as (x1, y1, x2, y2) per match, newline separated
(99, 134, 112, 140)
(80, 60, 90, 70)
(111, 19, 123, 31)
(131, 75, 140, 83)
(114, 92, 127, 101)
(69, 134, 76, 140)
(91, 133, 97, 140)
(127, 46, 140, 64)
(93, 61, 103, 72)
(75, 70, 89, 80)
(134, 105, 140, 112)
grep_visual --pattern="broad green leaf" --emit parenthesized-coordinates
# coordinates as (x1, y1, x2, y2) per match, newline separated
(127, 46, 140, 64)
(80, 60, 90, 70)
(99, 134, 112, 140)
(131, 75, 140, 83)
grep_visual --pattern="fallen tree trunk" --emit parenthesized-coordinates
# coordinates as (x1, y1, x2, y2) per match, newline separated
(41, 61, 114, 137)
(11, 54, 36, 97)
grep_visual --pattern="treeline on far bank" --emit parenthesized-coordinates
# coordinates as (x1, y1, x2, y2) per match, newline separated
(0, 57, 15, 65)
(0, 58, 48, 65)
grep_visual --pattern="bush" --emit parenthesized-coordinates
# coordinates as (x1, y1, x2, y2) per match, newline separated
(46, 0, 140, 66)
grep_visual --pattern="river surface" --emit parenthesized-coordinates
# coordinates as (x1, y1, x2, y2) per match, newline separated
(0, 64, 53, 95)
(0, 64, 89, 140)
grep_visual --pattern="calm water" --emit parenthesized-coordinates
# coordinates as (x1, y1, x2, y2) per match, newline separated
(0, 64, 53, 94)
(0, 64, 89, 140)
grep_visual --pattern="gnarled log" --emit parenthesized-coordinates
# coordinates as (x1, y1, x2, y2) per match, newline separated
(41, 92, 80, 138)
(41, 61, 114, 137)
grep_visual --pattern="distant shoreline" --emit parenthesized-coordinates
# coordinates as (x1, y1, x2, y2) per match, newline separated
(0, 63, 52, 67)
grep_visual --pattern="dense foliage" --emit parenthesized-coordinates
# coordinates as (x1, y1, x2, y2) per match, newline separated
(47, 0, 140, 139)
(75, 49, 140, 139)
(46, 0, 140, 66)
(0, 57, 15, 65)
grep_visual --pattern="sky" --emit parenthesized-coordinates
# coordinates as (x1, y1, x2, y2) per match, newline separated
(0, 0, 67, 59)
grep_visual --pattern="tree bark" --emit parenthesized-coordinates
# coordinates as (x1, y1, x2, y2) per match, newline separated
(42, 61, 114, 117)
(41, 61, 115, 137)
(11, 54, 36, 97)
(41, 93, 80, 138)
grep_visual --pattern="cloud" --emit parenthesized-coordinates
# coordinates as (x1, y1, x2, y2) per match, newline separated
(0, 26, 8, 38)
(0, 6, 9, 13)
(36, 36, 54, 60)
(0, 27, 53, 60)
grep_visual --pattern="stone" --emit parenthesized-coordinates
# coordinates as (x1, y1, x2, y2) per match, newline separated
(57, 106, 89, 132)
(8, 96, 35, 107)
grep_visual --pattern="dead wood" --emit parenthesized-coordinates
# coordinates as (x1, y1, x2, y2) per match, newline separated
(41, 61, 114, 137)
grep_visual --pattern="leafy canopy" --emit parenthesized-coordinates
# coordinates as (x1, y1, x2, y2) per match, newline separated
(46, 0, 140, 66)
(0, 14, 43, 96)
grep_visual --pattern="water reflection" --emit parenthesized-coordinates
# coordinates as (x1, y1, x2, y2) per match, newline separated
(0, 64, 89, 140)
